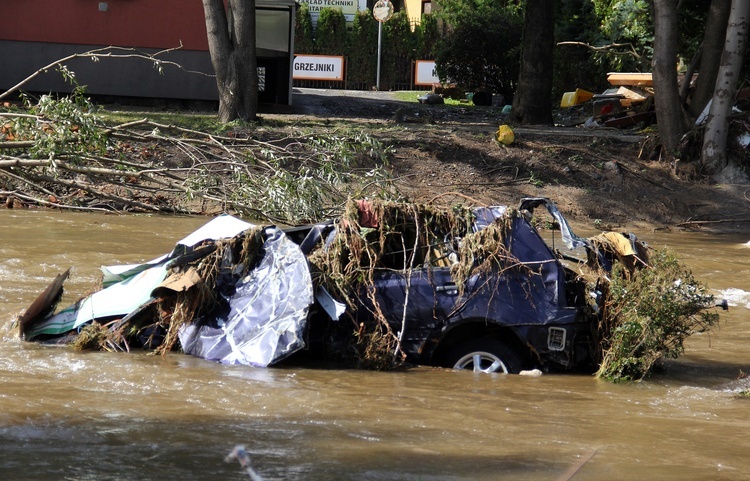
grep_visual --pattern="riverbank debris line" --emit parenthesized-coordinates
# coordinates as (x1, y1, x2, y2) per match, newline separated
(14, 198, 722, 381)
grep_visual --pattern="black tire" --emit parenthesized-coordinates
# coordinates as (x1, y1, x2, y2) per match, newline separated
(446, 338, 523, 374)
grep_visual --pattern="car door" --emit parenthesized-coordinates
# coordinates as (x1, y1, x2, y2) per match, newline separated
(365, 266, 459, 357)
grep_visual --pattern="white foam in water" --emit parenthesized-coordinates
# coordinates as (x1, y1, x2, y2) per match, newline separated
(718, 288, 750, 309)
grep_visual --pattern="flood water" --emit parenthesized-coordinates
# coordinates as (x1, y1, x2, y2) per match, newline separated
(1, 210, 749, 481)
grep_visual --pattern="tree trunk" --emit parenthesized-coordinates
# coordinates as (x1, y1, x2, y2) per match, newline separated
(701, 0, 750, 176)
(652, 0, 683, 157)
(203, 0, 258, 123)
(689, 0, 731, 119)
(511, 0, 554, 126)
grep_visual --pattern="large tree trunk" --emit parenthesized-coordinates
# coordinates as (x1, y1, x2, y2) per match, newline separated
(511, 0, 554, 125)
(701, 0, 750, 176)
(689, 0, 731, 119)
(203, 0, 259, 123)
(652, 0, 683, 157)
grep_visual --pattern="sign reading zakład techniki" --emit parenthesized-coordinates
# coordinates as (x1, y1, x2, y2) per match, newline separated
(293, 55, 345, 81)
(415, 60, 439, 86)
(299, 0, 365, 23)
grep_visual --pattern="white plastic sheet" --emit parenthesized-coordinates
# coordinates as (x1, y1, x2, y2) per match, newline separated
(178, 227, 314, 366)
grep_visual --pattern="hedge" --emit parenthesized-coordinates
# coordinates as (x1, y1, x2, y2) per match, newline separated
(294, 8, 437, 90)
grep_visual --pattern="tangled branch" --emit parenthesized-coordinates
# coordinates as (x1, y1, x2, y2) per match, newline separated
(0, 90, 401, 223)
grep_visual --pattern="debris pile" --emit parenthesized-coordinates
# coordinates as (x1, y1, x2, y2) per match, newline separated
(559, 72, 655, 129)
(593, 247, 720, 381)
(14, 198, 724, 381)
(306, 199, 508, 369)
(0, 89, 398, 224)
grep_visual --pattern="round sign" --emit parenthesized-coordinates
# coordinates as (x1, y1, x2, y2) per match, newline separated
(373, 0, 394, 22)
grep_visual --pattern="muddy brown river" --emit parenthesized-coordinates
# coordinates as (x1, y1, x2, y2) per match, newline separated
(1, 210, 749, 480)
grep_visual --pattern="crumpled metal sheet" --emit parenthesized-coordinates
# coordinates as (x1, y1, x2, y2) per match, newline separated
(178, 227, 314, 367)
(519, 197, 589, 250)
(25, 264, 169, 339)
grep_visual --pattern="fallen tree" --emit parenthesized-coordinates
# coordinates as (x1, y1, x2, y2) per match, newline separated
(1, 88, 399, 223)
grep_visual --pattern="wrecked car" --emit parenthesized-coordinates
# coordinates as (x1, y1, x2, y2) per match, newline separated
(16, 198, 643, 374)
(294, 198, 601, 374)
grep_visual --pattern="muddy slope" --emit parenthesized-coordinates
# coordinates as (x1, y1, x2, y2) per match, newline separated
(260, 89, 749, 234)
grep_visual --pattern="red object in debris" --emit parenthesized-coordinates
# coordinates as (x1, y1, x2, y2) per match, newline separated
(601, 104, 614, 115)
(357, 200, 379, 228)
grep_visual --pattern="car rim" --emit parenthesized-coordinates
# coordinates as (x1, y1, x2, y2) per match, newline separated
(453, 351, 509, 373)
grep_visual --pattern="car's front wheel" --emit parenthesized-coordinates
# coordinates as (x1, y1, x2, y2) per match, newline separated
(446, 339, 523, 374)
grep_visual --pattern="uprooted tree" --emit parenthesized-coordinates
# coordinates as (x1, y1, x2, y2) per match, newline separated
(0, 85, 399, 223)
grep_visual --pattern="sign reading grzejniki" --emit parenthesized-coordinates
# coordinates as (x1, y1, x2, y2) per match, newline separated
(293, 55, 345, 81)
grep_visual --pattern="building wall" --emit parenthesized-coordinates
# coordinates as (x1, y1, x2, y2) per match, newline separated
(0, 40, 217, 101)
(404, 0, 423, 25)
(0, 0, 294, 104)
(0, 0, 208, 50)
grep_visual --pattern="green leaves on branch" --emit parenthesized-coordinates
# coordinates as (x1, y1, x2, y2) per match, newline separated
(189, 130, 400, 224)
(11, 87, 109, 161)
(596, 248, 719, 382)
(434, 0, 523, 95)
(587, 0, 653, 71)
(3, 89, 401, 219)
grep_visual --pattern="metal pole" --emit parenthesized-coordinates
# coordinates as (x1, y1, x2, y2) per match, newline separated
(376, 21, 382, 91)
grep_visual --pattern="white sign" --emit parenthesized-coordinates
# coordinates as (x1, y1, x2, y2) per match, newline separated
(415, 60, 439, 86)
(299, 0, 366, 24)
(293, 55, 345, 81)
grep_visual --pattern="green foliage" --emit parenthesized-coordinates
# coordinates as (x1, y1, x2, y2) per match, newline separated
(316, 8, 348, 56)
(217, 131, 399, 224)
(589, 0, 653, 71)
(13, 86, 109, 161)
(596, 248, 720, 382)
(290, 1, 736, 102)
(381, 12, 416, 88)
(347, 10, 379, 87)
(594, 0, 651, 40)
(295, 3, 316, 54)
(434, 0, 523, 96)
(414, 13, 441, 59)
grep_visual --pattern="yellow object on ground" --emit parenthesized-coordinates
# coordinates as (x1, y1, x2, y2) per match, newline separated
(560, 88, 594, 107)
(496, 124, 515, 145)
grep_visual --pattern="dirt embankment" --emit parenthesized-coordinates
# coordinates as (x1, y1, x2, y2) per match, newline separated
(265, 88, 749, 235)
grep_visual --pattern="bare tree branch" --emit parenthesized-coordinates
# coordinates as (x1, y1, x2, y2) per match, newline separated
(557, 41, 643, 60)
(0, 44, 214, 101)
